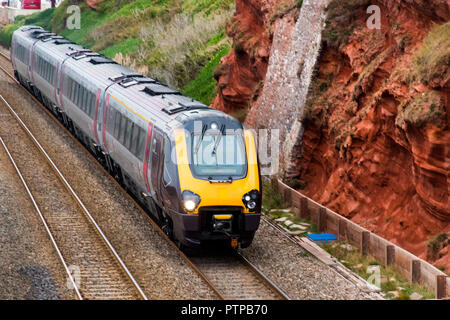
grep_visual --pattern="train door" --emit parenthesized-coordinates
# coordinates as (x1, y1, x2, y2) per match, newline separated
(150, 129, 165, 206)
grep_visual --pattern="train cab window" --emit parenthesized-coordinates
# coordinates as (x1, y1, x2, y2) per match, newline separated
(191, 130, 247, 179)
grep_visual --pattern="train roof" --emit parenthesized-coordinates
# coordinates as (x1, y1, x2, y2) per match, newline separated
(13, 26, 237, 132)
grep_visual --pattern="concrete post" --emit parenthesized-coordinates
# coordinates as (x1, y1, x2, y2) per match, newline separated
(361, 231, 370, 256)
(435, 275, 447, 299)
(411, 260, 421, 283)
(385, 245, 395, 266)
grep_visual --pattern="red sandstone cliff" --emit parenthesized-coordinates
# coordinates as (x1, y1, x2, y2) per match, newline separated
(213, 0, 449, 271)
(212, 0, 279, 114)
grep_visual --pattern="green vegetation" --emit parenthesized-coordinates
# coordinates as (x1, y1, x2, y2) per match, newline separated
(324, 241, 435, 300)
(262, 181, 317, 236)
(396, 90, 446, 128)
(427, 233, 449, 261)
(410, 22, 450, 86)
(323, 0, 371, 49)
(270, 0, 302, 25)
(100, 38, 140, 59)
(182, 44, 231, 105)
(262, 181, 289, 212)
(0, 0, 235, 102)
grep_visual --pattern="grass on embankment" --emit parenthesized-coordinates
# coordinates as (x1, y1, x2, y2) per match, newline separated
(323, 242, 435, 300)
(0, 0, 234, 105)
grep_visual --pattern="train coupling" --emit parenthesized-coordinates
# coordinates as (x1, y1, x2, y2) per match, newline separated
(212, 214, 233, 234)
(212, 214, 239, 249)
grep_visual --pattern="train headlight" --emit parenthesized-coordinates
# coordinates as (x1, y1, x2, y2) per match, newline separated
(182, 190, 201, 212)
(184, 200, 196, 211)
(242, 190, 260, 212)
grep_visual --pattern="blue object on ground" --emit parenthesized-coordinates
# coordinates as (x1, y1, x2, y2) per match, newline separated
(307, 233, 337, 244)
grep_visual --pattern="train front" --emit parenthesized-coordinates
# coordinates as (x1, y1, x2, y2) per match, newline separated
(172, 111, 261, 249)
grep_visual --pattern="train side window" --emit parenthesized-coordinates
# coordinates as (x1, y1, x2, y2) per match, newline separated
(43, 60, 48, 81)
(77, 84, 82, 106)
(119, 114, 127, 144)
(51, 65, 55, 84)
(87, 91, 92, 115)
(137, 127, 146, 160)
(130, 124, 139, 156)
(85, 92, 91, 115)
(113, 110, 121, 138)
(89, 93, 95, 118)
(71, 80, 76, 102)
(73, 82, 77, 104)
(74, 84, 79, 105)
(71, 81, 76, 103)
(82, 87, 88, 113)
(40, 58, 44, 79)
(44, 61, 48, 81)
(67, 78, 72, 99)
(124, 120, 133, 150)
(37, 56, 41, 75)
(79, 86, 84, 109)
(77, 84, 83, 107)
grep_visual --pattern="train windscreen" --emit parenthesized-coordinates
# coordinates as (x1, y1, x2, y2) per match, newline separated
(191, 131, 247, 178)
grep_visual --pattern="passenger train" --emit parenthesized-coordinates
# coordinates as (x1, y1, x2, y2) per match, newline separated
(10, 26, 261, 249)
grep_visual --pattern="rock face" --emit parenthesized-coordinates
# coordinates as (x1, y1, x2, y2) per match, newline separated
(211, 0, 273, 114)
(295, 0, 450, 270)
(213, 0, 449, 271)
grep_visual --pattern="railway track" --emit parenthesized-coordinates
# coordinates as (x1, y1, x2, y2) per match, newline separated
(190, 251, 289, 300)
(0, 50, 289, 300)
(0, 58, 147, 299)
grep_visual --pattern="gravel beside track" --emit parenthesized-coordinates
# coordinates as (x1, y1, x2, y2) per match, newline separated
(0, 97, 143, 299)
(239, 219, 381, 300)
(0, 57, 216, 300)
(0, 141, 72, 299)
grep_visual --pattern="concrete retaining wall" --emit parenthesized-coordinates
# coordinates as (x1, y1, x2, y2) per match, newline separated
(273, 178, 449, 299)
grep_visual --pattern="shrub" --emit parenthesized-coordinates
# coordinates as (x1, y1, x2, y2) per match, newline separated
(323, 0, 371, 49)
(396, 90, 446, 128)
(410, 22, 450, 86)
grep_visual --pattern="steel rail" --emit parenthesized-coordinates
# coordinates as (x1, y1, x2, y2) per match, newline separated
(0, 136, 83, 300)
(235, 251, 290, 300)
(0, 86, 148, 300)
